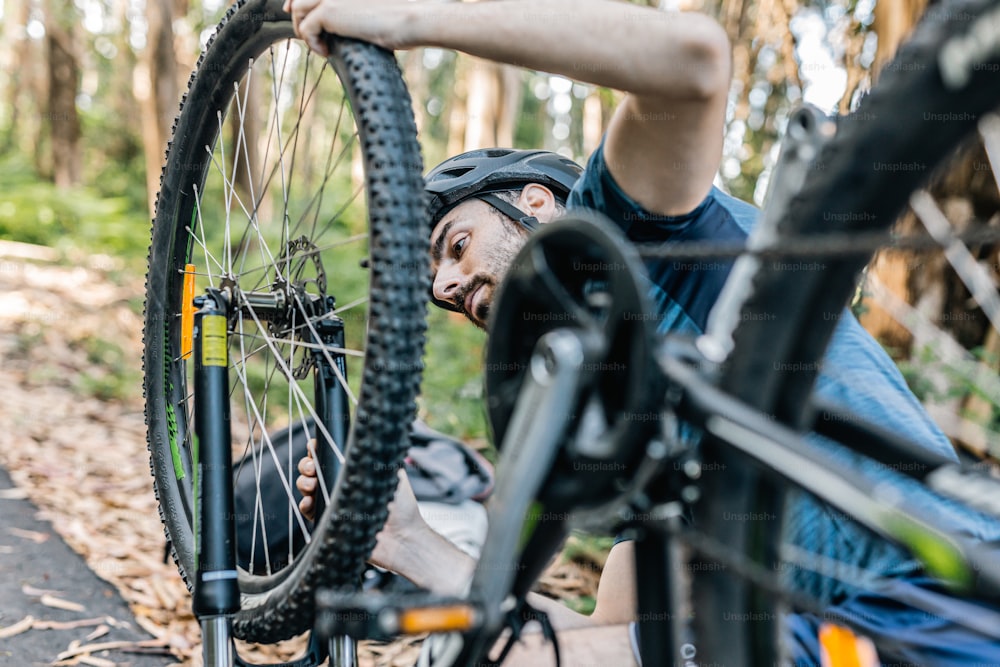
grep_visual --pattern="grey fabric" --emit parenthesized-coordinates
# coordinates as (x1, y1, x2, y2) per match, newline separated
(406, 421, 494, 504)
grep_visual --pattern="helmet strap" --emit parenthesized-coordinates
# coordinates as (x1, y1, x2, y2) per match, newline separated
(476, 193, 539, 232)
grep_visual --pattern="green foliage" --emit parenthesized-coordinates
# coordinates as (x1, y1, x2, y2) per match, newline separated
(897, 341, 1000, 434)
(79, 103, 148, 213)
(0, 155, 149, 270)
(419, 308, 490, 445)
(72, 336, 140, 402)
(553, 532, 615, 615)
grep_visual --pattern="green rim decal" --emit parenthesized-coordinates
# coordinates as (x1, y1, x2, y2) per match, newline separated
(165, 321, 185, 481)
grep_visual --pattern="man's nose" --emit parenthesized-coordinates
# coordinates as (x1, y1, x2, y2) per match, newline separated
(432, 265, 463, 304)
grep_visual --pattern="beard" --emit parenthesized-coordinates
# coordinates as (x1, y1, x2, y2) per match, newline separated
(457, 222, 527, 329)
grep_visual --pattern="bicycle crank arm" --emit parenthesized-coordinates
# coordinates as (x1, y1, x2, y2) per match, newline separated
(471, 328, 592, 631)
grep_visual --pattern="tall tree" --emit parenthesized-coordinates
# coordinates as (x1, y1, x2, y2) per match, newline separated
(137, 0, 181, 216)
(1, 0, 32, 154)
(44, 0, 82, 187)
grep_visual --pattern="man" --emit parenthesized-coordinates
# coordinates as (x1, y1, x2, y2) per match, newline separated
(287, 1, 1000, 665)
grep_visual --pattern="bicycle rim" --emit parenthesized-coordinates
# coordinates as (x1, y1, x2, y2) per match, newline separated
(143, 0, 427, 643)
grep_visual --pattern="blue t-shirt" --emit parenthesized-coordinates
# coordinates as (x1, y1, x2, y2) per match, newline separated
(566, 140, 1000, 665)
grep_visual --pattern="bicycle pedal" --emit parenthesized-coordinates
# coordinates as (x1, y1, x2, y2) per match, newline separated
(314, 589, 481, 641)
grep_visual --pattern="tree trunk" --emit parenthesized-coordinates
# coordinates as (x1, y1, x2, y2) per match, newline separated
(446, 56, 469, 157)
(1, 0, 32, 154)
(137, 0, 181, 217)
(44, 0, 82, 188)
(461, 58, 521, 151)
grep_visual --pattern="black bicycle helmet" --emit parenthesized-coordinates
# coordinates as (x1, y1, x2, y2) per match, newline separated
(425, 148, 583, 230)
(425, 148, 583, 312)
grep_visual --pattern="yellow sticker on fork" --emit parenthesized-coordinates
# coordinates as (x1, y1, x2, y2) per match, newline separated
(201, 315, 228, 367)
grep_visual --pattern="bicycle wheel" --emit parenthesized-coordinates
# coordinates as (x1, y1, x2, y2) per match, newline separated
(143, 0, 427, 644)
(679, 0, 1000, 664)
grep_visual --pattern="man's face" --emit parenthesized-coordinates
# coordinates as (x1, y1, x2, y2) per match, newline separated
(429, 199, 529, 329)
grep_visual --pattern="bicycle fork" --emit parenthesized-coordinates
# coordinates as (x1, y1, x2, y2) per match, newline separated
(189, 287, 351, 667)
(191, 288, 240, 667)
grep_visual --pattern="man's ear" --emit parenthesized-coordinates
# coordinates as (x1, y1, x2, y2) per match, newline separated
(519, 183, 558, 223)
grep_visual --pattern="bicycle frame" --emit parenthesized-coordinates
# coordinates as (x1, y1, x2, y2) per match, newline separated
(315, 228, 1000, 666)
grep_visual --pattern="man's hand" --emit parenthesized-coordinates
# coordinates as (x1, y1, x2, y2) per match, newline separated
(295, 446, 320, 521)
(295, 444, 425, 574)
(283, 0, 437, 55)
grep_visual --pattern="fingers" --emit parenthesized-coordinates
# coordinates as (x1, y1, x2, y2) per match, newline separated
(297, 445, 317, 521)
(299, 494, 315, 522)
(297, 9, 331, 57)
(297, 450, 316, 477)
(295, 469, 317, 495)
(286, 0, 331, 56)
(395, 468, 416, 501)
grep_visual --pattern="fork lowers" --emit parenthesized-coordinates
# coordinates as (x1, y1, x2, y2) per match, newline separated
(191, 290, 240, 622)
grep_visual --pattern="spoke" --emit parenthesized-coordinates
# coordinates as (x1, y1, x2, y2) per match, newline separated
(190, 185, 223, 282)
(979, 113, 1000, 196)
(909, 190, 1000, 334)
(248, 52, 332, 239)
(233, 64, 266, 280)
(329, 295, 369, 317)
(206, 142, 256, 260)
(311, 177, 365, 243)
(290, 290, 359, 408)
(230, 356, 313, 553)
(229, 324, 365, 362)
(307, 99, 350, 243)
(214, 111, 234, 277)
(241, 295, 347, 464)
(239, 318, 275, 573)
(294, 100, 351, 243)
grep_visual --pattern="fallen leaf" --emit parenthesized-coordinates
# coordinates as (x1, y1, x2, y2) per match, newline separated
(56, 638, 168, 660)
(33, 617, 110, 631)
(40, 593, 87, 612)
(0, 615, 34, 639)
(0, 487, 28, 499)
(22, 584, 62, 596)
(8, 526, 49, 543)
(79, 655, 116, 667)
(85, 625, 110, 641)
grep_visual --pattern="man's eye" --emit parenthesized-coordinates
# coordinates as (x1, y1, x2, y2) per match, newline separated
(452, 236, 467, 258)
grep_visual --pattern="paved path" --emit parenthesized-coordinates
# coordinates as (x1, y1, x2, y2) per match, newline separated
(0, 465, 178, 666)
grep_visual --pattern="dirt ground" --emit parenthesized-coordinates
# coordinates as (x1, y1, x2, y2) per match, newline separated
(0, 243, 599, 666)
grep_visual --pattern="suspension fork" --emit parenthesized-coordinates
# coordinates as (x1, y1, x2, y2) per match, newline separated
(191, 288, 240, 667)
(308, 299, 357, 667)
(309, 299, 350, 520)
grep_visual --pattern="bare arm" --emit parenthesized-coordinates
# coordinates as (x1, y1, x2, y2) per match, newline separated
(287, 0, 731, 216)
